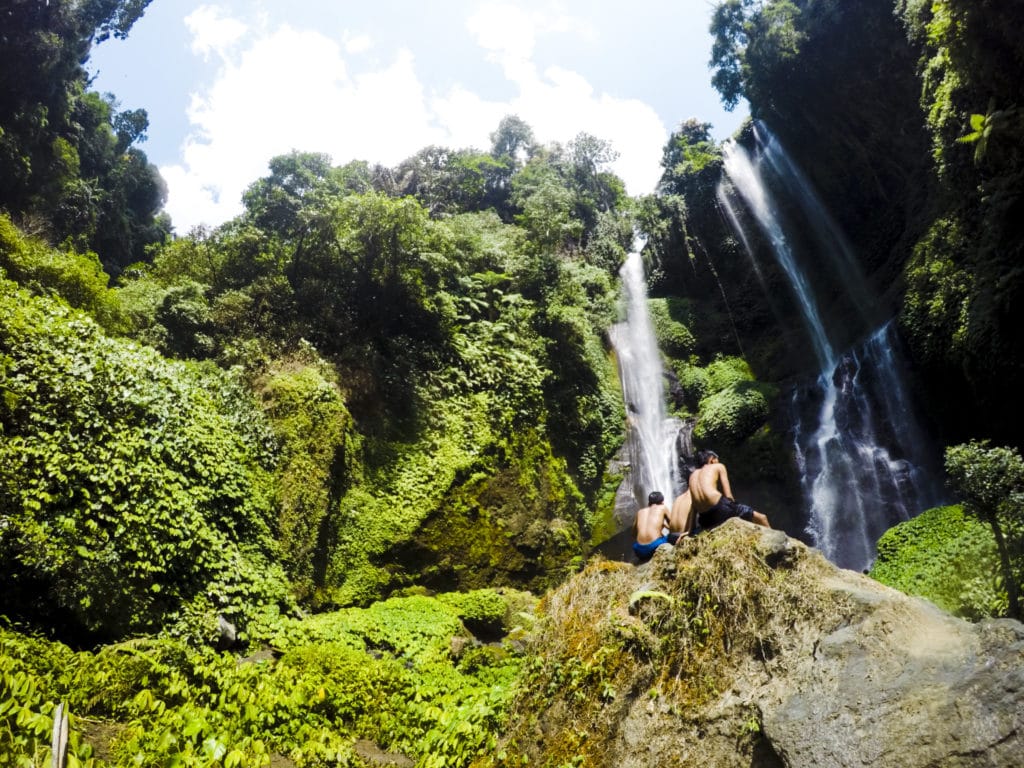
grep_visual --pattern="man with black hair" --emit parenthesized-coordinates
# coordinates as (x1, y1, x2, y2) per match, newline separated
(689, 450, 771, 530)
(632, 491, 678, 562)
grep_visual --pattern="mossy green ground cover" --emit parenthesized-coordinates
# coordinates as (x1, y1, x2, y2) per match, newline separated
(0, 589, 531, 768)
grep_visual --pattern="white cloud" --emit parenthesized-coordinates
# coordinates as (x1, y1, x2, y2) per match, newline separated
(344, 33, 372, 55)
(163, 6, 667, 232)
(467, 3, 542, 61)
(466, 3, 583, 69)
(185, 5, 248, 62)
(163, 23, 443, 229)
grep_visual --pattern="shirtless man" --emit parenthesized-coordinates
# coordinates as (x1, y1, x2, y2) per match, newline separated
(632, 491, 674, 562)
(669, 488, 696, 538)
(688, 450, 771, 530)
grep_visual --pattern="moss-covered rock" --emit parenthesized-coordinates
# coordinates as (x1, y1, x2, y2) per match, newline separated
(647, 297, 696, 359)
(404, 430, 587, 595)
(693, 380, 772, 446)
(870, 505, 1007, 619)
(587, 465, 627, 548)
(675, 363, 710, 411)
(484, 521, 1024, 768)
(258, 356, 360, 602)
(321, 407, 586, 606)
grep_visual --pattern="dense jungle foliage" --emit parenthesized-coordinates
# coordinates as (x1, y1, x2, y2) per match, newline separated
(1, 122, 634, 634)
(3, 0, 1024, 766)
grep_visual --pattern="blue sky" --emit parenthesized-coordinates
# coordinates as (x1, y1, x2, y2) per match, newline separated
(88, 0, 748, 232)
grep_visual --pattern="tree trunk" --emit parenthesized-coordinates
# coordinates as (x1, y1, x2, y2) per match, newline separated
(989, 514, 1021, 620)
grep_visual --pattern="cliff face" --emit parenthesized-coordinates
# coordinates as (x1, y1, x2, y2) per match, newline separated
(483, 520, 1024, 768)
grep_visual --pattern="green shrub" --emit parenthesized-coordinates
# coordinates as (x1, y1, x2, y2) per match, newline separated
(111, 267, 169, 336)
(268, 594, 468, 661)
(0, 213, 125, 333)
(693, 380, 771, 446)
(438, 590, 510, 638)
(900, 217, 972, 367)
(153, 280, 214, 358)
(279, 641, 412, 725)
(944, 441, 1024, 618)
(676, 364, 710, 410)
(0, 590, 524, 768)
(0, 631, 97, 768)
(0, 279, 292, 641)
(647, 297, 696, 359)
(705, 355, 754, 393)
(871, 505, 1007, 619)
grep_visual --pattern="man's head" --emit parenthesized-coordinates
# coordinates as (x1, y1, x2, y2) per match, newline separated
(695, 450, 719, 467)
(648, 491, 665, 505)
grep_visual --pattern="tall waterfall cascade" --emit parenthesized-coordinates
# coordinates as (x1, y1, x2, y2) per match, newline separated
(719, 125, 939, 571)
(610, 252, 684, 510)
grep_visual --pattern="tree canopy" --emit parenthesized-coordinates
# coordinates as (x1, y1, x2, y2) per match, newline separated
(0, 0, 168, 273)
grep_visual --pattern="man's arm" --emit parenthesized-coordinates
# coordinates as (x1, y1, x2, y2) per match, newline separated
(717, 464, 734, 500)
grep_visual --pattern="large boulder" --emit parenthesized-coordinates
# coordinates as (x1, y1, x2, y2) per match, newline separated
(486, 519, 1024, 768)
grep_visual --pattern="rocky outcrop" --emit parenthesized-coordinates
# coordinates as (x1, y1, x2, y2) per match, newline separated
(486, 520, 1024, 768)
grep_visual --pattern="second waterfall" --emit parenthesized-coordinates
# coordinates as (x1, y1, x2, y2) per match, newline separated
(717, 124, 940, 571)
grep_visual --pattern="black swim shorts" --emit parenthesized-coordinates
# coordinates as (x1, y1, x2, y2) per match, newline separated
(697, 496, 755, 530)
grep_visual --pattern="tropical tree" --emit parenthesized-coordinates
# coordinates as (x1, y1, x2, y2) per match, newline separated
(394, 146, 508, 217)
(658, 119, 722, 207)
(945, 441, 1024, 619)
(480, 115, 536, 220)
(242, 151, 372, 238)
(0, 0, 167, 272)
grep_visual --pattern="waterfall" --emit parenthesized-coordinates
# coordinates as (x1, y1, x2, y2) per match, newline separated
(719, 127, 938, 571)
(610, 252, 682, 508)
(753, 122, 878, 321)
(720, 140, 836, 371)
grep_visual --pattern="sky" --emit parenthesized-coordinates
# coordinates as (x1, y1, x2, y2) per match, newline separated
(88, 0, 748, 233)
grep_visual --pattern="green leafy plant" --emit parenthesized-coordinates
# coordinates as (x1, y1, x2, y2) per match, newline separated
(871, 505, 1007, 619)
(0, 588, 524, 768)
(944, 441, 1024, 619)
(0, 279, 292, 641)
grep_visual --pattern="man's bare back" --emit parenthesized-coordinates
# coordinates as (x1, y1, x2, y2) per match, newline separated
(689, 460, 731, 514)
(635, 499, 671, 544)
(669, 490, 695, 536)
